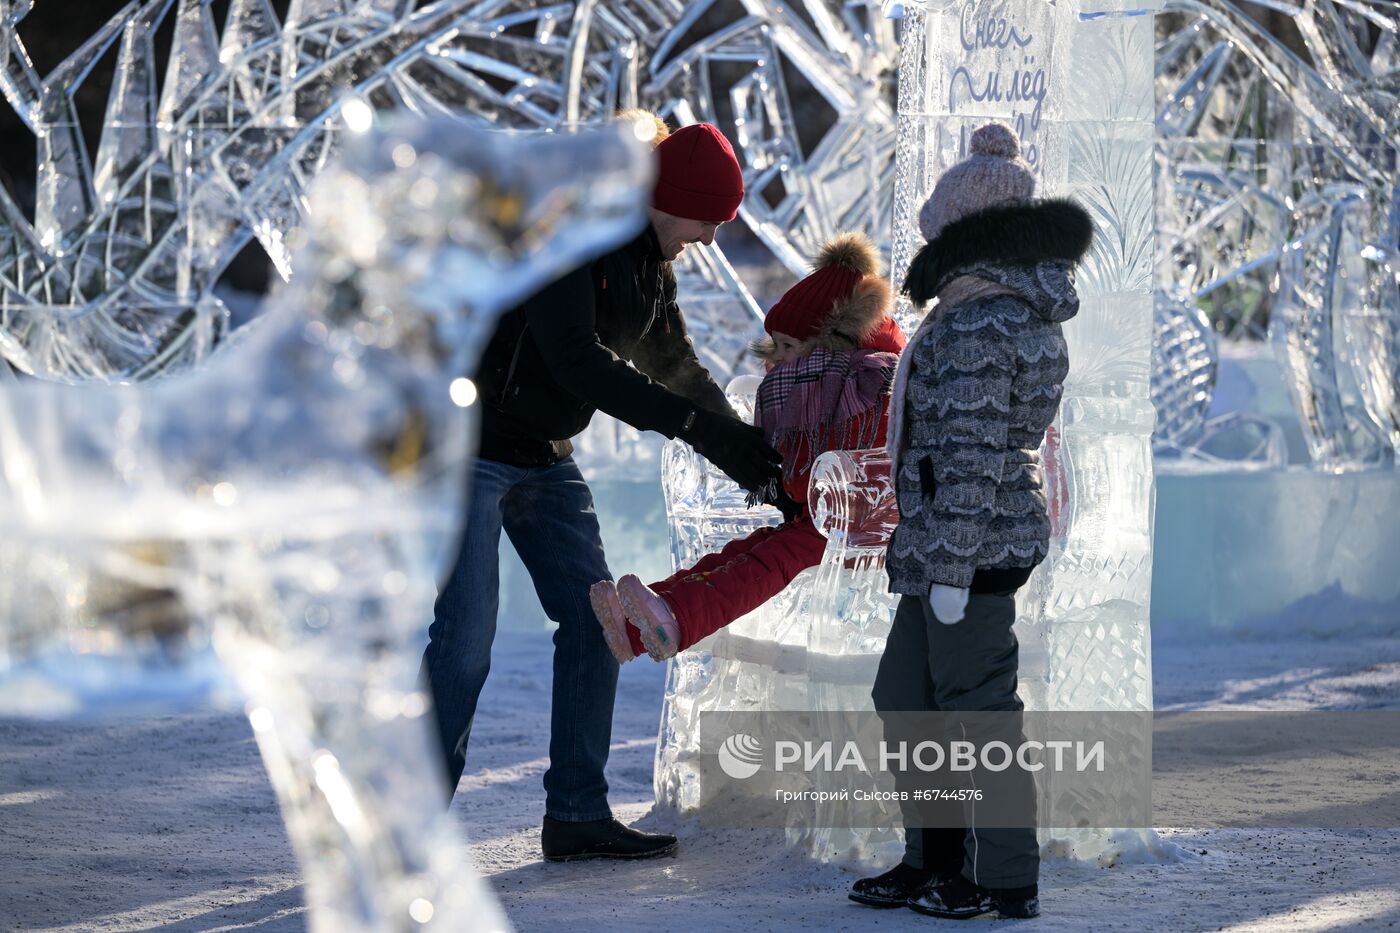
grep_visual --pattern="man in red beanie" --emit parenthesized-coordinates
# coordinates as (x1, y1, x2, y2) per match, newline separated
(422, 114, 790, 863)
(650, 122, 745, 258)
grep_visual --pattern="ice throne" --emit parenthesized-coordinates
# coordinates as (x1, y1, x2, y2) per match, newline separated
(654, 379, 905, 865)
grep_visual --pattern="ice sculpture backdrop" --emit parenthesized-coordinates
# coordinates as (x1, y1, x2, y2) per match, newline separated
(0, 0, 901, 393)
(1, 0, 1394, 472)
(1154, 0, 1399, 470)
(652, 0, 1160, 868)
(1150, 0, 1400, 633)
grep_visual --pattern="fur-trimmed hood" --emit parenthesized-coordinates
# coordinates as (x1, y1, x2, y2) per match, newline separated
(812, 275, 896, 350)
(902, 199, 1094, 311)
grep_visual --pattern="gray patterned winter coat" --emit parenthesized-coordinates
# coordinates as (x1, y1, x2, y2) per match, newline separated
(886, 200, 1093, 594)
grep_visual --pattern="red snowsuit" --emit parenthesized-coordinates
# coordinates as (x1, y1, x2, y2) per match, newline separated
(623, 317, 906, 657)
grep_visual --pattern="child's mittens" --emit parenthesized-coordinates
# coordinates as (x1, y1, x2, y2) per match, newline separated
(928, 584, 970, 625)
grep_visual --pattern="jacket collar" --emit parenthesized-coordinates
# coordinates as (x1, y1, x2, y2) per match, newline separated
(626, 223, 665, 264)
(901, 199, 1093, 305)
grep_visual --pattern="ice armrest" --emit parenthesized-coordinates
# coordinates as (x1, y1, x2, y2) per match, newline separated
(662, 379, 765, 512)
(808, 449, 897, 548)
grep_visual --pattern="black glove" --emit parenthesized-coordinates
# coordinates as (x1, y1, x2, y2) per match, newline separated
(743, 476, 803, 522)
(773, 488, 803, 522)
(679, 407, 783, 495)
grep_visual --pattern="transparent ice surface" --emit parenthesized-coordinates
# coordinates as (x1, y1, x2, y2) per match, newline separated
(0, 1, 895, 401)
(1155, 0, 1400, 469)
(0, 118, 651, 932)
(0, 0, 908, 481)
(657, 0, 1161, 867)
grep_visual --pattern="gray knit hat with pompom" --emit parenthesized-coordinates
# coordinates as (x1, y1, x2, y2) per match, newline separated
(917, 122, 1036, 241)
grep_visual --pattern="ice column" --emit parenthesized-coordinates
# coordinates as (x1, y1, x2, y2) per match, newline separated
(891, 0, 1159, 714)
(889, 0, 1159, 863)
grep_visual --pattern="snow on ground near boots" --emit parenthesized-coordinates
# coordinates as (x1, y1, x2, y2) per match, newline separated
(3, 632, 1399, 932)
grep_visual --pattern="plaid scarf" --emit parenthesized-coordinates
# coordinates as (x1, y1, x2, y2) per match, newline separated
(752, 348, 899, 502)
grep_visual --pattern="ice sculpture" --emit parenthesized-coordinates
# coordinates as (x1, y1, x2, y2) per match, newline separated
(1155, 0, 1400, 469)
(0, 118, 651, 931)
(654, 379, 905, 865)
(0, 1, 899, 387)
(0, 0, 515, 380)
(1151, 292, 1287, 470)
(5, 1, 1391, 472)
(656, 0, 1160, 865)
(891, 0, 1159, 713)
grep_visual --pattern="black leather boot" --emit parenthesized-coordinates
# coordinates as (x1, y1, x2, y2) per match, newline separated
(849, 862, 952, 908)
(907, 874, 1040, 919)
(540, 816, 678, 862)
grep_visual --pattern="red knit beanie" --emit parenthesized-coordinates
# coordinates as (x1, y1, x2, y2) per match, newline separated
(652, 124, 745, 223)
(765, 233, 897, 350)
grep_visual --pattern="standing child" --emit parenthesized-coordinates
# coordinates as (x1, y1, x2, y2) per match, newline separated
(590, 233, 906, 663)
(850, 121, 1093, 919)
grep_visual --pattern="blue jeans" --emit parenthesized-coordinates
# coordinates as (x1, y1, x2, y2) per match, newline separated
(423, 456, 617, 822)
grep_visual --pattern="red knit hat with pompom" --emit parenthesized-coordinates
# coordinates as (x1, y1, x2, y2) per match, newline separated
(765, 233, 901, 352)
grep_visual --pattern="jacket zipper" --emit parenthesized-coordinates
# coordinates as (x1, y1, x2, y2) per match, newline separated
(640, 264, 667, 338)
(499, 323, 530, 403)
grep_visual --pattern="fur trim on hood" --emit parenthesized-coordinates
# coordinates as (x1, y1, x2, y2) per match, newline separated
(814, 275, 894, 348)
(902, 199, 1094, 306)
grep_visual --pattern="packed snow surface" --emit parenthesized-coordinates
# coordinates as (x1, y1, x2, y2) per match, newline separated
(3, 628, 1399, 932)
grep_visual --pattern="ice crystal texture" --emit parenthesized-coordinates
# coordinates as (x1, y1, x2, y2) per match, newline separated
(1155, 0, 1400, 469)
(656, 0, 1160, 865)
(0, 117, 650, 932)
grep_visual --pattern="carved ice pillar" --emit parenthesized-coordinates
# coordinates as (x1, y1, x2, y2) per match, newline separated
(891, 0, 1159, 715)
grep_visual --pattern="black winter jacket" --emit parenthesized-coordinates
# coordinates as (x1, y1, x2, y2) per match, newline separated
(474, 226, 737, 465)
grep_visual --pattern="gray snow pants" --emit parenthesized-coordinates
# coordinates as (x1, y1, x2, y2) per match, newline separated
(871, 591, 1039, 890)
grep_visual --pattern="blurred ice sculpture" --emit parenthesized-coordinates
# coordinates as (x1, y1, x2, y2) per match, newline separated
(654, 0, 1161, 866)
(1155, 0, 1400, 469)
(0, 118, 651, 931)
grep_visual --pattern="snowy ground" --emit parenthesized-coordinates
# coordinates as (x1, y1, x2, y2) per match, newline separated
(3, 629, 1400, 932)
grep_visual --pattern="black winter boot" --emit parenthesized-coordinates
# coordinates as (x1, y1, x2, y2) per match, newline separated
(850, 863, 949, 908)
(907, 874, 1039, 919)
(540, 816, 678, 862)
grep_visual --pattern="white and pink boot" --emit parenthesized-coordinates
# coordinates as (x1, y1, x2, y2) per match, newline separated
(616, 574, 682, 661)
(589, 580, 635, 665)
